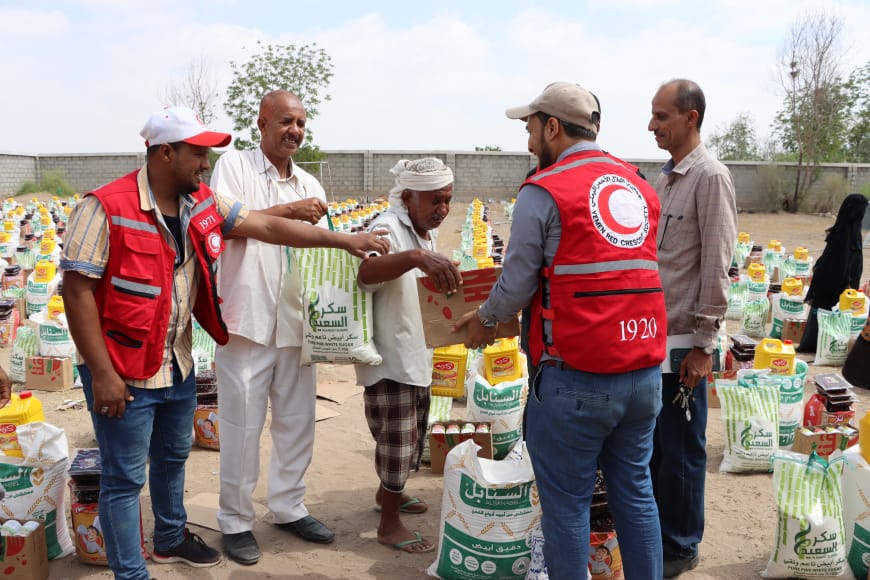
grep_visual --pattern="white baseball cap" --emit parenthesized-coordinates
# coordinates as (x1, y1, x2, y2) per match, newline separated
(140, 106, 231, 148)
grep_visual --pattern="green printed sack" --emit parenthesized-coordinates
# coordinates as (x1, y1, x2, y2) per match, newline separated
(740, 298, 769, 339)
(718, 377, 779, 473)
(726, 279, 748, 320)
(842, 446, 870, 579)
(192, 318, 216, 373)
(292, 247, 381, 365)
(427, 440, 540, 580)
(815, 309, 853, 367)
(762, 451, 855, 579)
(465, 357, 527, 459)
(0, 422, 74, 560)
(738, 363, 807, 449)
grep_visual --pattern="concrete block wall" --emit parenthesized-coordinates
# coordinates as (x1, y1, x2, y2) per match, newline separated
(0, 154, 38, 194)
(1, 151, 868, 212)
(40, 154, 144, 194)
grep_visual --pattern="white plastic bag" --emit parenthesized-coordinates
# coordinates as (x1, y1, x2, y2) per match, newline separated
(762, 451, 855, 579)
(841, 446, 870, 579)
(815, 309, 853, 366)
(718, 376, 779, 473)
(294, 247, 381, 365)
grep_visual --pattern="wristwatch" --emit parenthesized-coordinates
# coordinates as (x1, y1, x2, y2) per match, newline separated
(477, 306, 498, 329)
(695, 344, 715, 356)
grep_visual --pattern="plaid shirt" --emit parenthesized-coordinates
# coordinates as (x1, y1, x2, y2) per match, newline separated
(654, 143, 737, 350)
(60, 167, 247, 389)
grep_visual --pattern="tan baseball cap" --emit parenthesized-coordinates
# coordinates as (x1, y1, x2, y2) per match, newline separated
(506, 82, 600, 134)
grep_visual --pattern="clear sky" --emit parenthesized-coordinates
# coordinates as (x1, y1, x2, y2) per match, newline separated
(1, 0, 868, 159)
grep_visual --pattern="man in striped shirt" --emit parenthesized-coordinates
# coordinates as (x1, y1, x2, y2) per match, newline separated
(61, 107, 388, 580)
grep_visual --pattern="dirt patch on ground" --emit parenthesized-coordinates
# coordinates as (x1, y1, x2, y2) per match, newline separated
(10, 198, 868, 579)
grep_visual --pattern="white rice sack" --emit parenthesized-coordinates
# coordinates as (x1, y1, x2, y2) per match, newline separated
(778, 361, 808, 450)
(465, 357, 528, 459)
(726, 279, 748, 320)
(815, 309, 853, 366)
(842, 446, 870, 579)
(832, 305, 869, 340)
(718, 377, 779, 473)
(0, 422, 74, 560)
(770, 293, 808, 340)
(191, 318, 216, 373)
(10, 325, 38, 383)
(747, 276, 770, 302)
(25, 272, 59, 318)
(29, 309, 75, 357)
(762, 451, 855, 579)
(427, 440, 541, 580)
(293, 247, 381, 365)
(740, 298, 770, 339)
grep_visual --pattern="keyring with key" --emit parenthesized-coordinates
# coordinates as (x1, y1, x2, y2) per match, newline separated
(671, 383, 694, 422)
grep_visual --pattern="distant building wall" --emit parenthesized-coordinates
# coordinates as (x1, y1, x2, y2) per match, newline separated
(1, 150, 868, 212)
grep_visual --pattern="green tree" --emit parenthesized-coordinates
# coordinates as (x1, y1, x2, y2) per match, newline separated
(707, 112, 761, 160)
(772, 11, 849, 212)
(224, 41, 334, 150)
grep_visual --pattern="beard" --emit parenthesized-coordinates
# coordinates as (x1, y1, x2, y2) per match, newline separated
(536, 135, 557, 169)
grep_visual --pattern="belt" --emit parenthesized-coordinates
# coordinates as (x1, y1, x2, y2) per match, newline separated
(543, 359, 580, 373)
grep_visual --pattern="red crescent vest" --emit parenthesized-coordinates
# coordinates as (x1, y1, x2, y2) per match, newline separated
(527, 150, 667, 373)
(89, 171, 229, 380)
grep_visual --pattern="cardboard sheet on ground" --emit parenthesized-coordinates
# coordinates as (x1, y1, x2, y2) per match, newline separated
(316, 381, 364, 405)
(186, 492, 268, 532)
(417, 267, 520, 348)
(315, 403, 341, 422)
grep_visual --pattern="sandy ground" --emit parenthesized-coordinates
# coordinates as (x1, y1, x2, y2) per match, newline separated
(7, 199, 868, 580)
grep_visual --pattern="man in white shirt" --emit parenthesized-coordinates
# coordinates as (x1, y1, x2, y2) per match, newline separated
(355, 158, 462, 554)
(211, 90, 333, 565)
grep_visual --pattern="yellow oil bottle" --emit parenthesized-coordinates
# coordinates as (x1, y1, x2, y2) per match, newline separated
(431, 343, 468, 398)
(0, 391, 46, 457)
(753, 338, 796, 376)
(483, 337, 522, 385)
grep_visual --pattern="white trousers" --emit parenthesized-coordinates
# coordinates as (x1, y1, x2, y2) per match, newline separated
(215, 334, 316, 534)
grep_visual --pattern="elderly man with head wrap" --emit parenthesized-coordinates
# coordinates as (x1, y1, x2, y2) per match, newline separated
(354, 158, 462, 553)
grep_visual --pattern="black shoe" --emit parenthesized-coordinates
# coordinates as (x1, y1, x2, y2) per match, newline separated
(663, 554, 700, 578)
(151, 528, 221, 567)
(222, 531, 261, 565)
(275, 515, 335, 544)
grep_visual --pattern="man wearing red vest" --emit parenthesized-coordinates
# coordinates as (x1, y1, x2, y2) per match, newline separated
(457, 82, 667, 579)
(60, 106, 389, 580)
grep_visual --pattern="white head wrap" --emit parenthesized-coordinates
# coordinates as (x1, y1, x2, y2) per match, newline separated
(388, 158, 454, 211)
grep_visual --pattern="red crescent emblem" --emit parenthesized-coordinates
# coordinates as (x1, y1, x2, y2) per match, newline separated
(598, 184, 642, 236)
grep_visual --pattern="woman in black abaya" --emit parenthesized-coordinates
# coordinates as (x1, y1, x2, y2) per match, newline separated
(797, 193, 868, 352)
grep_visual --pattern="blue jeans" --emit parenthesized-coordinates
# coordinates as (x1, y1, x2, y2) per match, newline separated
(80, 364, 195, 580)
(651, 372, 708, 560)
(525, 363, 663, 580)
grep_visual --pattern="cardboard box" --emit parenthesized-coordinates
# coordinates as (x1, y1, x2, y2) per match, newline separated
(791, 424, 858, 457)
(417, 267, 520, 348)
(429, 421, 493, 475)
(0, 519, 49, 580)
(25, 356, 73, 392)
